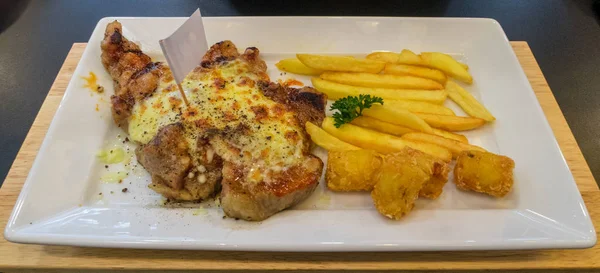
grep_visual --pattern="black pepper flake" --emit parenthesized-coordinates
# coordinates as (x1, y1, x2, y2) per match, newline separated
(266, 136, 272, 140)
(110, 191, 114, 194)
(99, 192, 103, 195)
(222, 216, 226, 219)
(122, 188, 128, 193)
(105, 165, 108, 169)
(118, 179, 123, 184)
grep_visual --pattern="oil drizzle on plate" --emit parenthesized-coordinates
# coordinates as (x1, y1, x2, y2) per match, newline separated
(82, 72, 104, 93)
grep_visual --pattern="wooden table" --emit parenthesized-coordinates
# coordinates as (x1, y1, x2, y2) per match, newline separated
(0, 42, 598, 272)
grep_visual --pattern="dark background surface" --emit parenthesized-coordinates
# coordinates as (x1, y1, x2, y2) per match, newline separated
(0, 0, 599, 187)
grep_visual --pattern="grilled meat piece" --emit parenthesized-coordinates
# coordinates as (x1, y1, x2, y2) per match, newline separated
(220, 157, 322, 221)
(101, 21, 162, 129)
(101, 21, 326, 220)
(136, 124, 222, 201)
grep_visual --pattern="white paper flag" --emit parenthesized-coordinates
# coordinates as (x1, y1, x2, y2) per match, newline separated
(159, 9, 209, 84)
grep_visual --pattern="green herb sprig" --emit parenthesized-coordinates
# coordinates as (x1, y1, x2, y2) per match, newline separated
(330, 95, 384, 128)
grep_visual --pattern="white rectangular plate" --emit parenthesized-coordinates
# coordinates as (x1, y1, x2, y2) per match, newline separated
(5, 17, 596, 251)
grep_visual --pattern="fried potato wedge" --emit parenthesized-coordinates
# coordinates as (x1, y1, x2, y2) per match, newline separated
(384, 64, 447, 84)
(415, 113, 485, 131)
(420, 52, 473, 84)
(320, 72, 444, 90)
(326, 150, 383, 191)
(446, 81, 495, 121)
(402, 132, 486, 158)
(275, 58, 323, 75)
(351, 116, 413, 136)
(297, 54, 385, 73)
(305, 121, 360, 151)
(391, 148, 450, 199)
(454, 150, 515, 197)
(371, 154, 430, 219)
(363, 104, 433, 133)
(431, 128, 468, 143)
(385, 99, 455, 116)
(311, 78, 448, 104)
(322, 117, 452, 161)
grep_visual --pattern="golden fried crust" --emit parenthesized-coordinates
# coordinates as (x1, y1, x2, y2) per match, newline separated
(326, 150, 382, 192)
(389, 148, 450, 199)
(371, 155, 430, 220)
(421, 161, 450, 199)
(454, 150, 515, 197)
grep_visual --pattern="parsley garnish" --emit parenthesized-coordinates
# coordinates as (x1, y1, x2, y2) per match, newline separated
(330, 95, 384, 128)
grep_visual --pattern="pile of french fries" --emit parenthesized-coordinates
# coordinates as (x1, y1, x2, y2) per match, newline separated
(277, 49, 495, 160)
(276, 50, 509, 219)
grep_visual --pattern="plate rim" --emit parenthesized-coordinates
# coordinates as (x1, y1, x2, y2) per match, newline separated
(5, 16, 596, 251)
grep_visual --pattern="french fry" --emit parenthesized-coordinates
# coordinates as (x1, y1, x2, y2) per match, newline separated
(392, 49, 469, 70)
(311, 78, 448, 104)
(275, 58, 323, 76)
(420, 52, 473, 84)
(351, 116, 414, 136)
(322, 117, 452, 161)
(402, 132, 485, 158)
(396, 49, 423, 65)
(305, 121, 360, 151)
(446, 81, 495, 121)
(297, 54, 384, 73)
(384, 64, 447, 84)
(385, 99, 455, 116)
(363, 104, 433, 133)
(366, 51, 400, 63)
(320, 72, 444, 90)
(415, 113, 485, 131)
(431, 128, 468, 143)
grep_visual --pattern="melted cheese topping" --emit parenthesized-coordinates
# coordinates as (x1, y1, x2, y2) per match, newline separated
(128, 67, 183, 144)
(127, 59, 307, 182)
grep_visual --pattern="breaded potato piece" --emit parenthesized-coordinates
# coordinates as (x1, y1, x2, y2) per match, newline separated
(371, 155, 430, 220)
(390, 148, 450, 199)
(454, 150, 515, 197)
(326, 150, 383, 191)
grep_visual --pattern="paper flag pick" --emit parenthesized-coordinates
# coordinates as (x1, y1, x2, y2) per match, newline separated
(159, 9, 209, 105)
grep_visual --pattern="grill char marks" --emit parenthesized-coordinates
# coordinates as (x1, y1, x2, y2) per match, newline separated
(199, 41, 240, 69)
(101, 20, 162, 129)
(259, 82, 327, 127)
